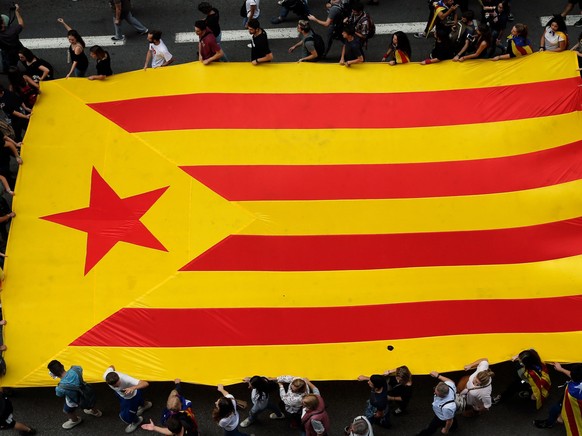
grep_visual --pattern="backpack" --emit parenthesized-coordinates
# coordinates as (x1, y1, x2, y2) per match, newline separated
(358, 12, 375, 39)
(58, 367, 97, 409)
(330, 3, 348, 40)
(305, 32, 325, 59)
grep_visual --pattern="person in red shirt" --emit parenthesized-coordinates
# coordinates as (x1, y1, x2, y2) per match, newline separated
(194, 20, 223, 65)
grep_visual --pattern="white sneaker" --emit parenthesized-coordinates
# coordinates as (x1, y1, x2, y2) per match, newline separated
(240, 418, 252, 427)
(125, 416, 143, 433)
(62, 418, 82, 429)
(137, 401, 152, 416)
(269, 413, 285, 419)
(83, 408, 102, 417)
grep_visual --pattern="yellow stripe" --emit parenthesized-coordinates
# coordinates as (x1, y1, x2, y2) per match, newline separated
(44, 52, 579, 102)
(138, 112, 582, 164)
(137, 255, 582, 308)
(5, 331, 581, 387)
(238, 180, 582, 235)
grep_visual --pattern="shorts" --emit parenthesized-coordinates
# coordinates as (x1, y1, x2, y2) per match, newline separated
(63, 403, 78, 414)
(0, 413, 15, 429)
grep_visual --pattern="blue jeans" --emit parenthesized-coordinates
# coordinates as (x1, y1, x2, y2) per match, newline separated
(364, 400, 390, 428)
(246, 399, 283, 423)
(117, 390, 144, 424)
(73, 67, 87, 77)
(114, 11, 147, 38)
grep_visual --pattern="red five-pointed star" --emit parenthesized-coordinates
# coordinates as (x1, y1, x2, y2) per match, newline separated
(42, 168, 169, 275)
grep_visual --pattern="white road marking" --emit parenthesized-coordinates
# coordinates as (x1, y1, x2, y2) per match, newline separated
(21, 36, 126, 50)
(175, 22, 426, 43)
(540, 15, 582, 26)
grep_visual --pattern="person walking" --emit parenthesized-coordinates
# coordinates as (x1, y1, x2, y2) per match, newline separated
(247, 19, 273, 65)
(88, 45, 113, 80)
(104, 364, 152, 433)
(0, 390, 36, 435)
(143, 30, 174, 70)
(110, 0, 148, 41)
(0, 3, 24, 73)
(194, 20, 224, 65)
(47, 360, 102, 430)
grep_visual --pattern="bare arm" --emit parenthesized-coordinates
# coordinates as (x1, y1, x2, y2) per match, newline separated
(144, 49, 152, 70)
(57, 18, 73, 32)
(217, 384, 230, 397)
(14, 4, 23, 27)
(141, 419, 172, 435)
(464, 358, 488, 371)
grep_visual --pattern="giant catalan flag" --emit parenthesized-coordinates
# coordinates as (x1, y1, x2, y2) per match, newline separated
(2, 53, 582, 387)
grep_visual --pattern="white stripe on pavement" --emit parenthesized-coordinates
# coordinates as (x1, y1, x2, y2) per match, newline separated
(540, 15, 582, 26)
(175, 22, 426, 43)
(21, 36, 126, 50)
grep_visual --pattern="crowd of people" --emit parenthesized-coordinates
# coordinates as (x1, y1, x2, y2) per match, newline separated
(0, 350, 577, 435)
(0, 1, 580, 435)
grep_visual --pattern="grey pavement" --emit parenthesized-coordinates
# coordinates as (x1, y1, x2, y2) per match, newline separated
(2, 0, 579, 435)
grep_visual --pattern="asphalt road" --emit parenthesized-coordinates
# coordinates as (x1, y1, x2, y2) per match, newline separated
(2, 0, 579, 434)
(5, 362, 576, 435)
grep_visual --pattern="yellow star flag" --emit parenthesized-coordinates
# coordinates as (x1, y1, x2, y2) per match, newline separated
(3, 53, 582, 387)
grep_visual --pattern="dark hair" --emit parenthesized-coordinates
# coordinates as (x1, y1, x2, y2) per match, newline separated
(90, 45, 107, 59)
(462, 10, 474, 21)
(18, 47, 35, 62)
(392, 31, 412, 58)
(67, 29, 86, 48)
(247, 18, 260, 30)
(212, 397, 234, 422)
(546, 14, 568, 33)
(477, 23, 492, 47)
(198, 1, 213, 14)
(105, 371, 120, 385)
(571, 364, 582, 384)
(47, 360, 65, 377)
(369, 374, 387, 391)
(194, 20, 207, 31)
(351, 1, 364, 12)
(342, 24, 356, 36)
(298, 20, 311, 33)
(518, 349, 543, 371)
(249, 375, 272, 401)
(166, 415, 183, 435)
(7, 66, 26, 88)
(149, 30, 162, 41)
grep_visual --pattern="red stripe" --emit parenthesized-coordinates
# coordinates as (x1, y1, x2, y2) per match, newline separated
(182, 140, 582, 201)
(563, 391, 582, 436)
(87, 78, 581, 132)
(71, 296, 582, 347)
(180, 217, 582, 271)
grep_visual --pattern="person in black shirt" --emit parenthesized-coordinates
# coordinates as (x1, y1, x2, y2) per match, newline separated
(88, 45, 113, 80)
(247, 19, 273, 65)
(340, 25, 364, 67)
(0, 3, 24, 73)
(18, 47, 53, 82)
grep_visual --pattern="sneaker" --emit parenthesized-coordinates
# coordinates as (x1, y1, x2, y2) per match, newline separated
(84, 408, 102, 417)
(125, 416, 143, 433)
(139, 29, 149, 35)
(518, 390, 531, 399)
(62, 418, 82, 429)
(534, 419, 553, 429)
(240, 418, 252, 428)
(413, 32, 426, 39)
(574, 18, 582, 27)
(271, 17, 284, 24)
(18, 429, 36, 436)
(269, 413, 285, 419)
(508, 13, 514, 21)
(111, 35, 125, 41)
(492, 394, 502, 405)
(137, 401, 152, 416)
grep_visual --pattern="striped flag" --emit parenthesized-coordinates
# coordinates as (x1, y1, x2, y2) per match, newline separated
(562, 381, 582, 436)
(3, 53, 582, 386)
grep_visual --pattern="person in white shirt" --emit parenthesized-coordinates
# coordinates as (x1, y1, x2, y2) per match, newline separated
(415, 371, 458, 435)
(212, 384, 250, 435)
(104, 365, 152, 433)
(243, 0, 260, 27)
(460, 358, 494, 414)
(143, 30, 174, 70)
